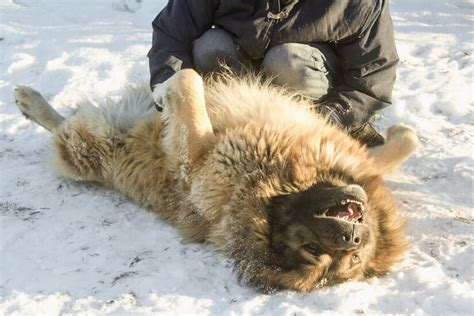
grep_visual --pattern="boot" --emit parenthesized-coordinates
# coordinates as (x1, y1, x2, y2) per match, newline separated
(350, 123, 385, 147)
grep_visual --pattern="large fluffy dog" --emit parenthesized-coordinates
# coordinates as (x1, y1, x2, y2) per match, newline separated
(13, 70, 417, 292)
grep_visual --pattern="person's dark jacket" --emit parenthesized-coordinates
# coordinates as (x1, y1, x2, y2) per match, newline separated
(148, 0, 399, 129)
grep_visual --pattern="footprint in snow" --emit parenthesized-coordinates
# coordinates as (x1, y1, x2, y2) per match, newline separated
(112, 0, 142, 13)
(12, 0, 35, 6)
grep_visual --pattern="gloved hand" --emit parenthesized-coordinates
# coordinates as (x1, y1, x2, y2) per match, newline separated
(152, 77, 172, 112)
(314, 102, 347, 129)
(315, 101, 385, 147)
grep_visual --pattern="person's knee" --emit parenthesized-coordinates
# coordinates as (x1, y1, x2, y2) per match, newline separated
(192, 29, 242, 73)
(262, 43, 336, 99)
(262, 44, 302, 79)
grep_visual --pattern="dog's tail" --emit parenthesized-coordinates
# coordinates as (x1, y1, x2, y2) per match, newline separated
(367, 124, 419, 175)
(101, 84, 155, 133)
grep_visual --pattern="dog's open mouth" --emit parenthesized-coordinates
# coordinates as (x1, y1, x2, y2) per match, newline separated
(311, 184, 367, 224)
(323, 199, 364, 223)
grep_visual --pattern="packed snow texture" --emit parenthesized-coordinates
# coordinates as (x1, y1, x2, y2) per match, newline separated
(1, 0, 473, 315)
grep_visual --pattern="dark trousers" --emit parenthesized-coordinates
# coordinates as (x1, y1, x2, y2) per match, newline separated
(192, 28, 340, 101)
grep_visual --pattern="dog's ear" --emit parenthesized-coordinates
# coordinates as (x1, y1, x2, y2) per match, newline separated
(162, 69, 216, 165)
(367, 124, 418, 175)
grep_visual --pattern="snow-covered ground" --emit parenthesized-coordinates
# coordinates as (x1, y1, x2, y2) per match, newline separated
(1, 0, 473, 314)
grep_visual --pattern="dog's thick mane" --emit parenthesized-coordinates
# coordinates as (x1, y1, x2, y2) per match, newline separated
(205, 73, 316, 131)
(204, 74, 380, 180)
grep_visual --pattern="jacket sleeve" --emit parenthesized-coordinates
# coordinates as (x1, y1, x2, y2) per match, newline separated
(329, 0, 399, 129)
(147, 0, 217, 88)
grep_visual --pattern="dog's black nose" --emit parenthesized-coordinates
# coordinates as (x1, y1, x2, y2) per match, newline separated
(337, 224, 365, 249)
(341, 233, 361, 247)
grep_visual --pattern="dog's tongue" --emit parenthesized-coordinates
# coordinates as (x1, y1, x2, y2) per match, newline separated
(336, 203, 359, 219)
(326, 202, 362, 221)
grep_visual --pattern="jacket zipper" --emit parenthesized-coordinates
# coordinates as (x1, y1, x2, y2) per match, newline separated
(268, 0, 289, 20)
(261, 0, 291, 56)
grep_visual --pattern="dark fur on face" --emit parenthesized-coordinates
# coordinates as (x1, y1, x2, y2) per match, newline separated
(267, 175, 381, 286)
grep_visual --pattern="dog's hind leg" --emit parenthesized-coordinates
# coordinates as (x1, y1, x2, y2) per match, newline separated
(368, 124, 419, 175)
(14, 85, 65, 132)
(13, 85, 116, 184)
(51, 102, 116, 184)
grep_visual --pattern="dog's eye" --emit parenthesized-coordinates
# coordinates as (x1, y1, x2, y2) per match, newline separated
(351, 253, 361, 264)
(304, 242, 322, 255)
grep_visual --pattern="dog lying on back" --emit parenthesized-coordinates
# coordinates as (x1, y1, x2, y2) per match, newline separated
(14, 70, 417, 292)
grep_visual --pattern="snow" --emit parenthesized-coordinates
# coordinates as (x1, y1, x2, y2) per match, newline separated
(1, 0, 473, 314)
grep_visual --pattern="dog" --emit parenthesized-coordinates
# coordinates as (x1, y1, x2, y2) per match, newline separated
(13, 69, 418, 292)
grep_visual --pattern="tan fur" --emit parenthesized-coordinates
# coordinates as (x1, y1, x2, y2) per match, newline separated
(368, 124, 419, 175)
(14, 69, 417, 292)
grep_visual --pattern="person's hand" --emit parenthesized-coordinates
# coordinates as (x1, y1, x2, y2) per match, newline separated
(316, 102, 385, 147)
(152, 77, 172, 112)
(152, 83, 166, 112)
